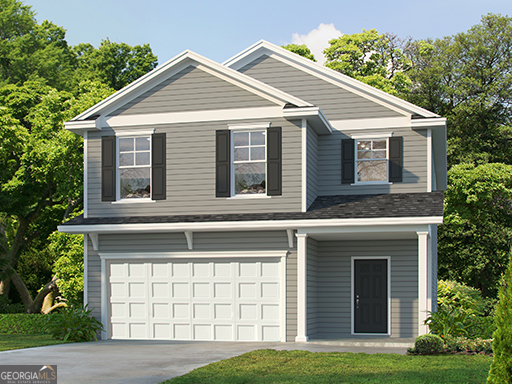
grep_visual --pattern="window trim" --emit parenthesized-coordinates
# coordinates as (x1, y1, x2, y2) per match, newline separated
(115, 133, 154, 202)
(351, 133, 393, 185)
(230, 128, 268, 197)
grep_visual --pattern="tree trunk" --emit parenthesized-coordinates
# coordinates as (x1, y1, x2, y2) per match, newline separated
(28, 275, 59, 314)
(0, 278, 10, 297)
(10, 269, 33, 310)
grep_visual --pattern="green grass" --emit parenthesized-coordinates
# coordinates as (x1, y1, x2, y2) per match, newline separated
(162, 349, 492, 384)
(0, 333, 70, 352)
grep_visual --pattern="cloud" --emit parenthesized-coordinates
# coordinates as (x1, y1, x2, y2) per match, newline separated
(291, 23, 342, 64)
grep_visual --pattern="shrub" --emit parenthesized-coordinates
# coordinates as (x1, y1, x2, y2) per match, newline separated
(412, 334, 444, 355)
(0, 295, 25, 314)
(424, 306, 470, 338)
(0, 314, 52, 334)
(438, 280, 486, 317)
(444, 335, 493, 354)
(487, 254, 512, 383)
(45, 305, 104, 342)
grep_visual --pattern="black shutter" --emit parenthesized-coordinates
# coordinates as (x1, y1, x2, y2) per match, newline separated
(152, 133, 166, 200)
(216, 130, 230, 197)
(341, 139, 355, 184)
(101, 136, 116, 201)
(389, 136, 403, 182)
(267, 127, 282, 196)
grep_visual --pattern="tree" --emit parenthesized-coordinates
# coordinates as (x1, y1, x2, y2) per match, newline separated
(0, 0, 75, 90)
(438, 163, 512, 297)
(323, 29, 412, 96)
(406, 14, 512, 166)
(487, 253, 512, 383)
(0, 80, 114, 312)
(73, 39, 158, 90)
(281, 44, 316, 61)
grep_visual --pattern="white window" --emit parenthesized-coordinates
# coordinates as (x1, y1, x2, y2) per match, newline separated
(233, 130, 266, 195)
(356, 139, 388, 182)
(118, 136, 151, 199)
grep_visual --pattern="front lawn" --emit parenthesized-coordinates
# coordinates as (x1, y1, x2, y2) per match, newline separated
(162, 349, 492, 384)
(0, 333, 70, 352)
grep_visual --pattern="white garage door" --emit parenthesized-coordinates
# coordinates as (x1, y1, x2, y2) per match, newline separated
(108, 259, 281, 341)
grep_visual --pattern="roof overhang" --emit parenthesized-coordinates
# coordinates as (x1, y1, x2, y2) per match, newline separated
(283, 106, 332, 134)
(58, 216, 443, 235)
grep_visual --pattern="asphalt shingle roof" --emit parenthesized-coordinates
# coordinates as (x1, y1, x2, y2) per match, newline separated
(61, 192, 444, 227)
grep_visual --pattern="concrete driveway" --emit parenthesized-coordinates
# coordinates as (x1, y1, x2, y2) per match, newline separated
(0, 340, 407, 384)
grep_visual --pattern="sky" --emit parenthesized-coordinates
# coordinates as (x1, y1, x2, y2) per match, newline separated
(30, 0, 512, 66)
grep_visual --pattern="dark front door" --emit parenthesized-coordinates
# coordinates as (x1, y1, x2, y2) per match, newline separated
(354, 259, 388, 334)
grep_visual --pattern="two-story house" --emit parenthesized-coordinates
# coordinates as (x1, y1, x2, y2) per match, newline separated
(59, 41, 446, 343)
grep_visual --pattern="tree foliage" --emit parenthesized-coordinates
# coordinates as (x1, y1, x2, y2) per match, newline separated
(407, 13, 512, 166)
(487, 253, 512, 383)
(73, 39, 158, 90)
(323, 29, 412, 96)
(438, 163, 512, 297)
(281, 44, 316, 61)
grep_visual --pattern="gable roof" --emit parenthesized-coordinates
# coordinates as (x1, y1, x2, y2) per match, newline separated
(224, 40, 440, 119)
(66, 49, 315, 133)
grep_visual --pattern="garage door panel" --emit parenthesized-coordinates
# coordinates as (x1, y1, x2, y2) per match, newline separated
(109, 259, 281, 341)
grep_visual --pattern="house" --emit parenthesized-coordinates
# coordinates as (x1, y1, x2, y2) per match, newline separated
(58, 40, 446, 343)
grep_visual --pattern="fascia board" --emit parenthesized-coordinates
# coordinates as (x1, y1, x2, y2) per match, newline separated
(282, 107, 332, 134)
(71, 49, 312, 124)
(411, 117, 447, 128)
(57, 216, 443, 235)
(225, 40, 440, 119)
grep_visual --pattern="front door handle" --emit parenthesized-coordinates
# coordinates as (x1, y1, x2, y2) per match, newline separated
(356, 295, 360, 309)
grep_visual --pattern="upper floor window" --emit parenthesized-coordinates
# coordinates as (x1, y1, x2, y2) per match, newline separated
(119, 136, 151, 199)
(233, 130, 266, 195)
(356, 139, 387, 182)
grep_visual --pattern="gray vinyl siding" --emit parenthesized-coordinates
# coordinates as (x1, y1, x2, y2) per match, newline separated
(86, 230, 298, 340)
(238, 55, 403, 121)
(313, 239, 418, 339)
(109, 65, 275, 116)
(86, 118, 302, 217)
(318, 127, 428, 195)
(307, 238, 319, 338)
(86, 237, 102, 323)
(306, 126, 319, 208)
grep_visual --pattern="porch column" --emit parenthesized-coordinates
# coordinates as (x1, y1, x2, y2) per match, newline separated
(295, 233, 308, 342)
(417, 230, 430, 335)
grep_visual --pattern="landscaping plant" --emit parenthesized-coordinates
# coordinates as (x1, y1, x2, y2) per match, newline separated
(45, 305, 104, 342)
(409, 334, 444, 355)
(487, 254, 512, 383)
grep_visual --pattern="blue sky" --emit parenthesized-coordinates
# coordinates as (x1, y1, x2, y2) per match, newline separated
(30, 0, 511, 65)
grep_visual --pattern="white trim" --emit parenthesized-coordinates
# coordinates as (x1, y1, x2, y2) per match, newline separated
(100, 257, 108, 340)
(228, 122, 271, 130)
(97, 250, 288, 260)
(184, 231, 193, 250)
(427, 129, 432, 193)
(301, 119, 307, 212)
(298, 224, 430, 236)
(83, 131, 88, 218)
(286, 229, 294, 248)
(295, 233, 308, 342)
(411, 118, 447, 128)
(83, 235, 88, 306)
(58, 216, 444, 234)
(350, 132, 393, 139)
(417, 230, 430, 335)
(350, 181, 392, 186)
(114, 129, 155, 137)
(331, 117, 411, 131)
(88, 233, 99, 251)
(282, 107, 332, 135)
(111, 199, 156, 204)
(351, 256, 391, 336)
(226, 194, 271, 200)
(224, 40, 439, 118)
(281, 254, 287, 342)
